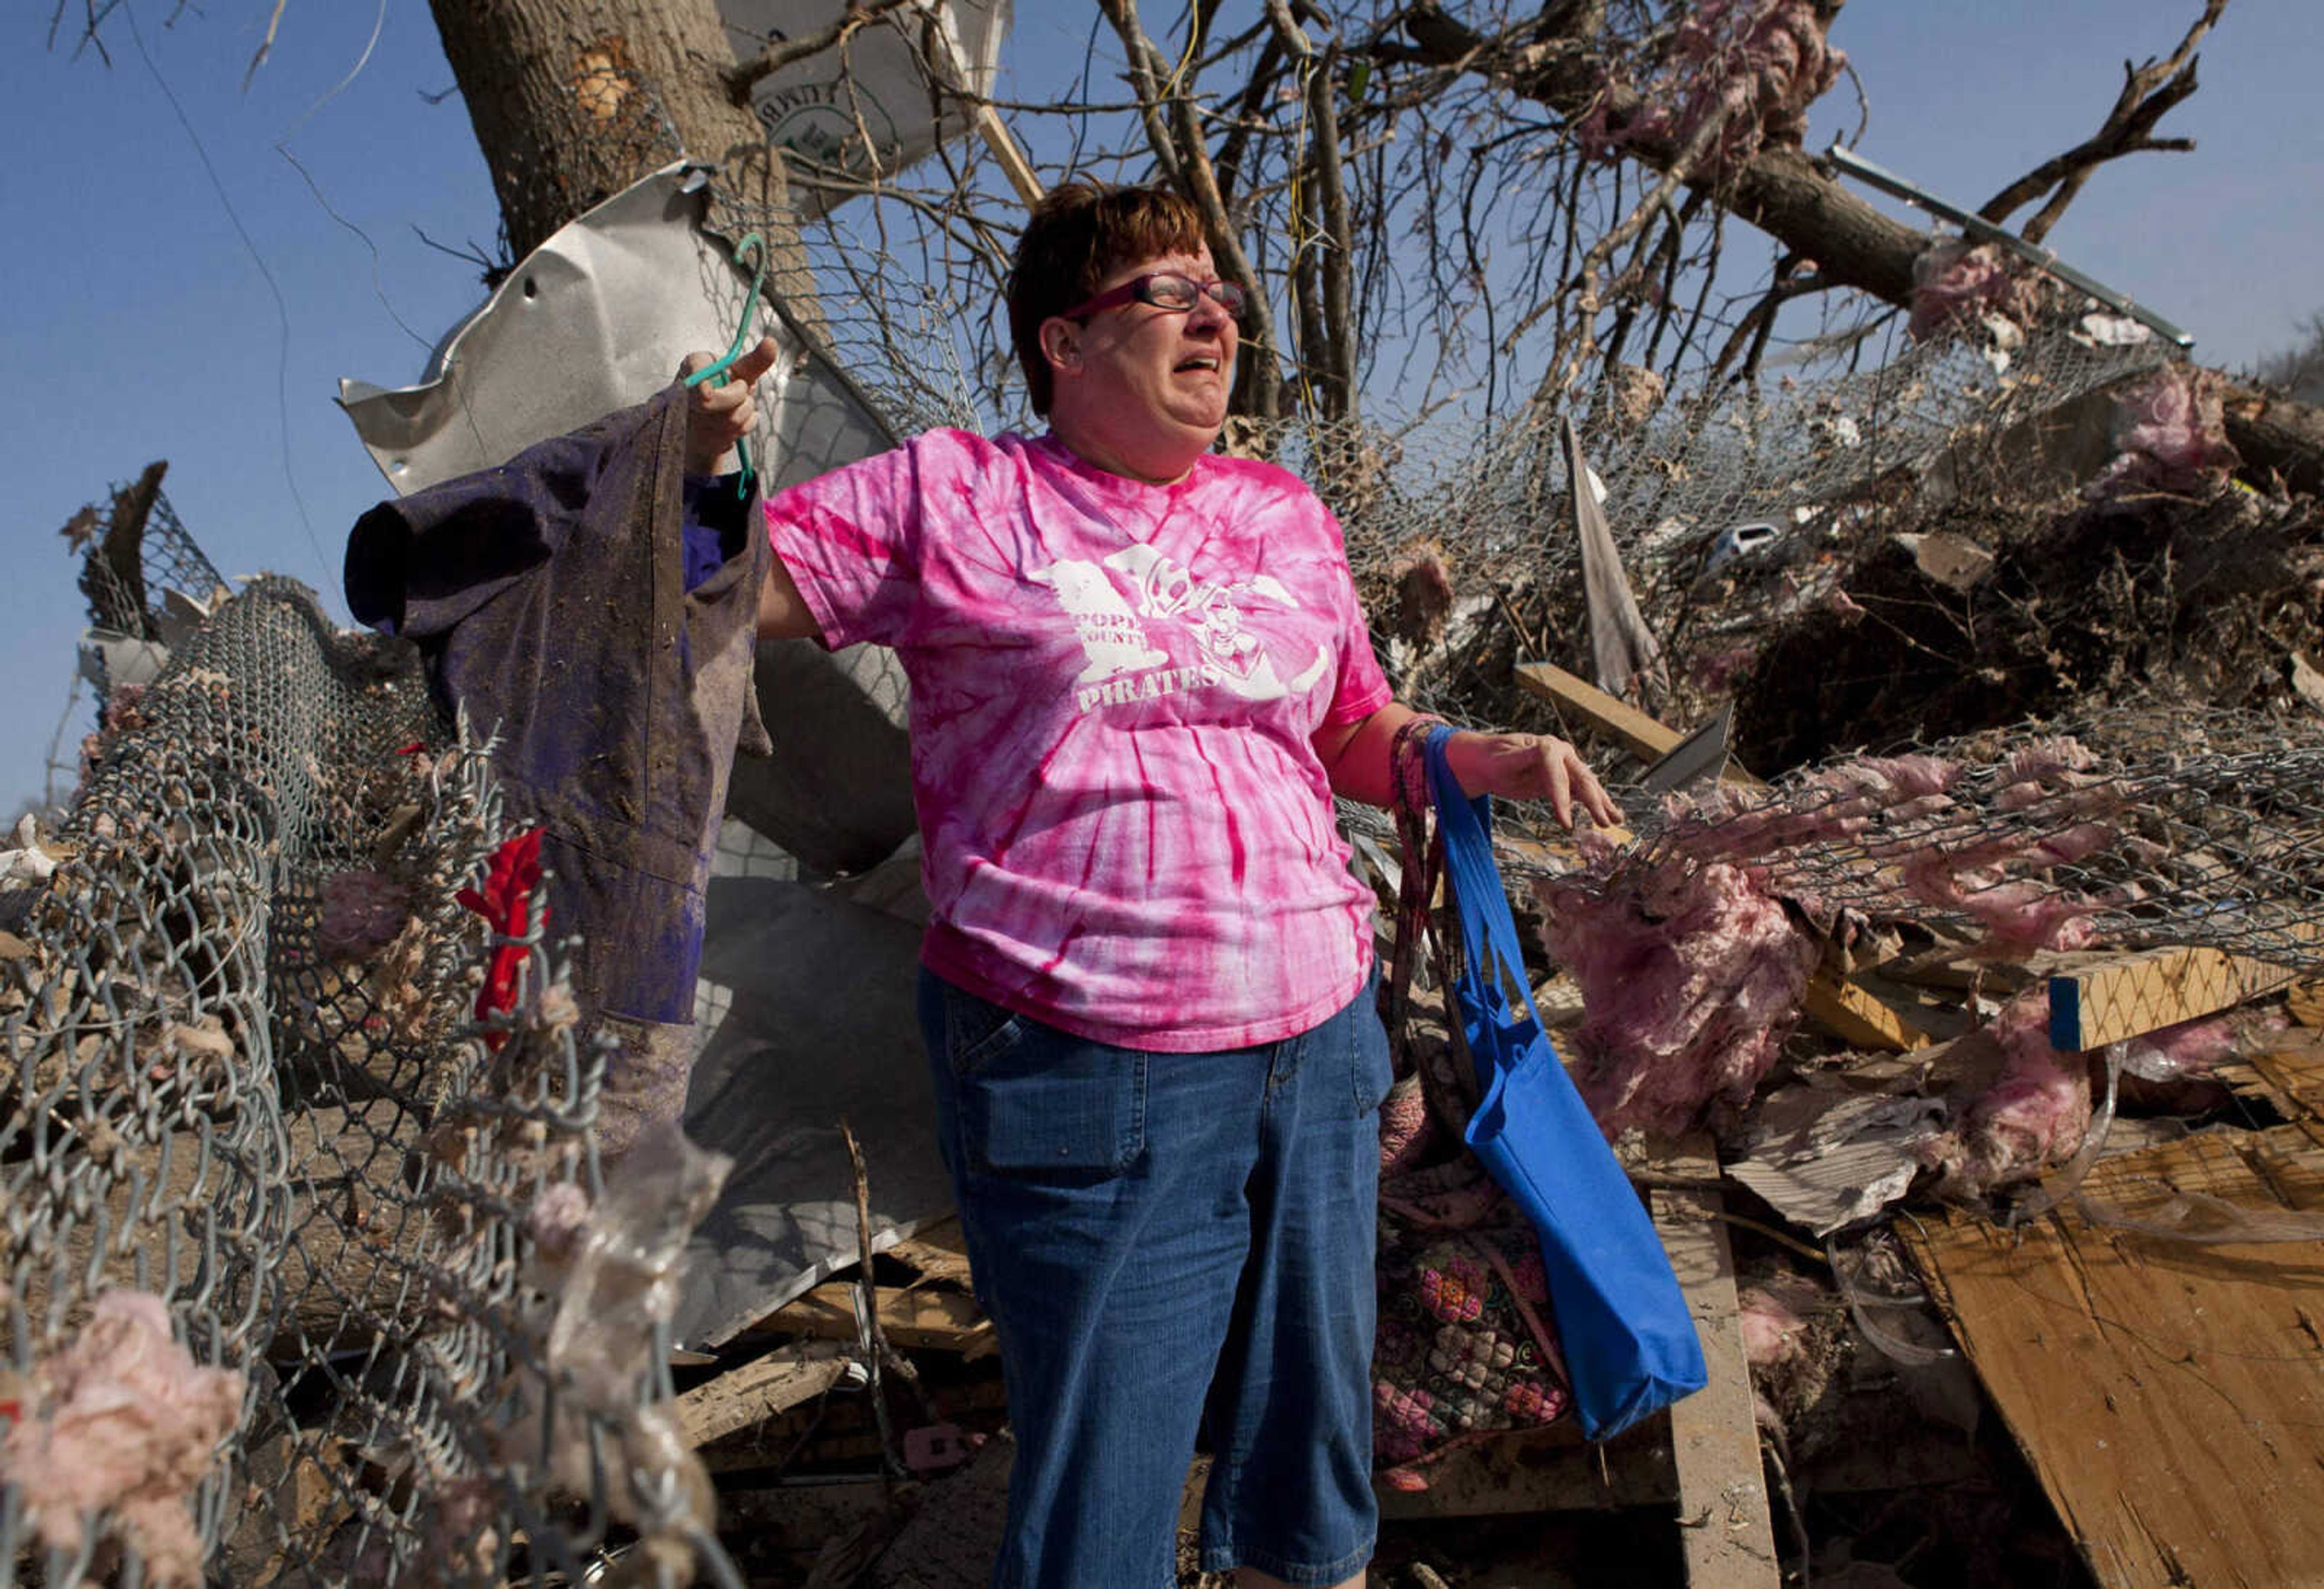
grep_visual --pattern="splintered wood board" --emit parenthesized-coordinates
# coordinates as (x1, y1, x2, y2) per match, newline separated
(2247, 1035, 2324, 1127)
(1801, 973, 1933, 1053)
(1652, 1133, 1781, 1588)
(769, 1280, 996, 1358)
(2048, 944, 2303, 1052)
(884, 1214, 977, 1288)
(677, 1342, 853, 1447)
(1902, 1125, 2324, 1589)
(2288, 980, 2324, 1029)
(1514, 661, 1761, 786)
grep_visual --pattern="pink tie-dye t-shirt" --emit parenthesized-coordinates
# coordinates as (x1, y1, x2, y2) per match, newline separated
(765, 428, 1392, 1051)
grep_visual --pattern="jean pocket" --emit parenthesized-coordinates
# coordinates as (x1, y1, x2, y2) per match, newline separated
(948, 1005, 1146, 1177)
(944, 983, 1026, 1076)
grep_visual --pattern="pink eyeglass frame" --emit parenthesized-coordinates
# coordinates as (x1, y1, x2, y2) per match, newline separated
(1060, 272, 1249, 321)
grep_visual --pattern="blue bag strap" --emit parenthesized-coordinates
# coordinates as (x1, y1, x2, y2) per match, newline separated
(1420, 725, 1534, 1012)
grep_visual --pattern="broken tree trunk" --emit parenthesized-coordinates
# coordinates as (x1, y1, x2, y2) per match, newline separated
(425, 0, 810, 280)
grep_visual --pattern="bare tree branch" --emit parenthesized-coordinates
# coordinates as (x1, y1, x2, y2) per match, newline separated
(1979, 0, 2225, 244)
(725, 0, 916, 104)
(1098, 0, 1284, 422)
(1261, 0, 1354, 418)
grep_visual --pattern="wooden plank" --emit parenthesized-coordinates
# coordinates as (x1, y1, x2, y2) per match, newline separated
(1650, 1131, 1782, 1589)
(2245, 1033, 2324, 1125)
(769, 1280, 996, 1358)
(1901, 1124, 2324, 1589)
(1515, 661, 1762, 784)
(2047, 943, 2302, 1051)
(1800, 974, 1932, 1053)
(677, 1341, 854, 1448)
(972, 105, 1046, 208)
(2287, 979, 2324, 1029)
(885, 1215, 976, 1289)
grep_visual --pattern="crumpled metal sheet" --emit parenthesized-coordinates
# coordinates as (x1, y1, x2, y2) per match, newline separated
(337, 162, 890, 496)
(1727, 1084, 1949, 1236)
(675, 838, 950, 1349)
(1564, 416, 1666, 706)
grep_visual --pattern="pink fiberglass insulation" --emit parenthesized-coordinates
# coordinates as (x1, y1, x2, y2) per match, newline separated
(1931, 991, 2092, 1196)
(1387, 542, 1456, 649)
(1994, 735, 2101, 811)
(1908, 241, 2038, 343)
(0, 1290, 245, 1586)
(1537, 860, 1820, 1137)
(1737, 1277, 1824, 1370)
(1898, 849, 2103, 955)
(1954, 879, 2101, 955)
(1577, 0, 1844, 175)
(1998, 735, 2096, 788)
(1661, 753, 1961, 870)
(2092, 365, 2239, 497)
(2130, 1014, 2236, 1075)
(1659, 744, 2126, 955)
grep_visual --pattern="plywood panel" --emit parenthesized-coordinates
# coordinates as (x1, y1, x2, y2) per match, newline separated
(1903, 1125, 2324, 1589)
(2246, 1035, 2324, 1126)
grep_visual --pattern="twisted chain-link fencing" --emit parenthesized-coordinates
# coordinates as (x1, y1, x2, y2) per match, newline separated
(3, 473, 741, 1587)
(1342, 700, 2324, 983)
(1614, 706, 2324, 974)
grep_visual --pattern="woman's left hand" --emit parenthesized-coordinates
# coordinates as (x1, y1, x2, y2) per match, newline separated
(1442, 730, 1623, 831)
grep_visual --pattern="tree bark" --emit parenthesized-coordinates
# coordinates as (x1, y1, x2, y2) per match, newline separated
(1716, 146, 1922, 306)
(427, 0, 802, 271)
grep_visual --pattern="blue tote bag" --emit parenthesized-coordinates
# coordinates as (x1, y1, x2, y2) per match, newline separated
(1421, 726, 1706, 1439)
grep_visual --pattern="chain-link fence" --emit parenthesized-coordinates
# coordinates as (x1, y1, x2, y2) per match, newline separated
(3, 469, 742, 1586)
(1575, 706, 2324, 971)
(1341, 699, 2324, 977)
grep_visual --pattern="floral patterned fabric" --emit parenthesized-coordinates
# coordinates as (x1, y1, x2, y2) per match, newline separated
(1372, 1183, 1572, 1486)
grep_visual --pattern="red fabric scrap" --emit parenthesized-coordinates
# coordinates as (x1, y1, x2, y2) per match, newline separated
(456, 827, 546, 1049)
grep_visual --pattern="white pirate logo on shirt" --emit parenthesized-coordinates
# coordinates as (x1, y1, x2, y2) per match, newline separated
(1032, 546, 1330, 711)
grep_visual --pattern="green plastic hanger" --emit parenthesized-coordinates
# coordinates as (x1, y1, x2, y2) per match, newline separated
(683, 230, 768, 493)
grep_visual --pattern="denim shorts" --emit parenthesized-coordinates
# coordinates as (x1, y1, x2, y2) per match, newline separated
(918, 967, 1394, 1589)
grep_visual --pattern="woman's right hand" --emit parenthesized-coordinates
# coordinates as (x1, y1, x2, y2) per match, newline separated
(678, 336, 781, 476)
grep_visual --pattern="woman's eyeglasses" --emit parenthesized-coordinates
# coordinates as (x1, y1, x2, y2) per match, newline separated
(1062, 272, 1248, 323)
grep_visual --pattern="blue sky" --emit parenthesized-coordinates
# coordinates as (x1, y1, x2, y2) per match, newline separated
(3, 0, 2316, 810)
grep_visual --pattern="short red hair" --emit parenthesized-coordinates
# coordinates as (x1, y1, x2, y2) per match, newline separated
(1006, 182, 1208, 416)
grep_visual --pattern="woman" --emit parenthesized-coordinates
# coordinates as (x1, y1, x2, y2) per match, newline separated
(687, 182, 1617, 1589)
